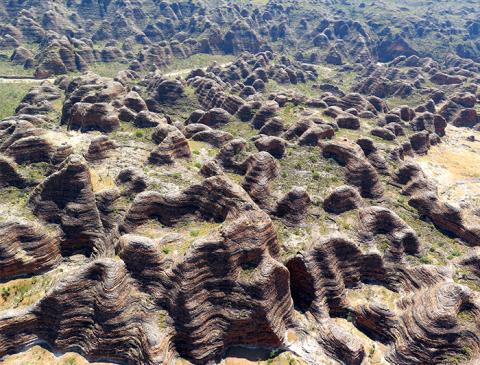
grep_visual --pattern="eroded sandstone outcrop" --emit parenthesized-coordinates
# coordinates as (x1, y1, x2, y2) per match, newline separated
(0, 155, 27, 188)
(0, 259, 167, 364)
(149, 125, 191, 165)
(274, 187, 311, 225)
(28, 155, 107, 256)
(357, 206, 420, 260)
(395, 162, 480, 246)
(0, 220, 61, 280)
(1, 2, 480, 364)
(240, 151, 279, 210)
(118, 176, 296, 363)
(386, 283, 480, 364)
(322, 140, 384, 199)
(323, 185, 363, 214)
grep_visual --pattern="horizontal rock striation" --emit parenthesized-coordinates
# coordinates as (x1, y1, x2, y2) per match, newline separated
(274, 187, 311, 226)
(323, 185, 363, 214)
(2, 1, 480, 364)
(149, 125, 191, 165)
(60, 72, 150, 133)
(322, 140, 384, 199)
(119, 177, 296, 363)
(0, 220, 61, 281)
(0, 259, 167, 365)
(357, 206, 420, 261)
(122, 175, 256, 231)
(387, 282, 480, 364)
(394, 162, 480, 245)
(287, 234, 448, 316)
(28, 155, 108, 256)
(84, 135, 117, 162)
(287, 235, 391, 316)
(240, 151, 279, 210)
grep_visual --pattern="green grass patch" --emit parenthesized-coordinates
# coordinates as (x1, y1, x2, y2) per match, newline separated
(86, 62, 130, 78)
(0, 273, 56, 310)
(0, 60, 34, 77)
(221, 119, 258, 140)
(0, 186, 35, 222)
(272, 145, 344, 199)
(163, 53, 235, 74)
(18, 162, 50, 184)
(0, 81, 34, 119)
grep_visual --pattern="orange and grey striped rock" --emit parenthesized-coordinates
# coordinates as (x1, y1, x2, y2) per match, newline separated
(0, 220, 61, 281)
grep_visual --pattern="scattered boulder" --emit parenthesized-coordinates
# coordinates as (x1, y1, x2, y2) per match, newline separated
(409, 131, 430, 155)
(452, 108, 478, 128)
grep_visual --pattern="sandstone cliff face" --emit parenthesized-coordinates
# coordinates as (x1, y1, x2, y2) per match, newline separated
(0, 221, 61, 281)
(0, 259, 167, 365)
(394, 161, 480, 246)
(0, 174, 296, 365)
(322, 139, 384, 199)
(29, 155, 107, 256)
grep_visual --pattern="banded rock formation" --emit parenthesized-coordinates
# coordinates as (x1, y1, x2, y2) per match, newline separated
(0, 220, 61, 281)
(28, 154, 107, 256)
(322, 139, 384, 199)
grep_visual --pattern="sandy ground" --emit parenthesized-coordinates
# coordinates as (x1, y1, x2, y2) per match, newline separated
(0, 346, 113, 365)
(0, 78, 55, 83)
(162, 62, 233, 78)
(0, 62, 233, 83)
(416, 125, 480, 225)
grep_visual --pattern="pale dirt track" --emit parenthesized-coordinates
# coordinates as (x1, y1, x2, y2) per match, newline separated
(0, 62, 233, 83)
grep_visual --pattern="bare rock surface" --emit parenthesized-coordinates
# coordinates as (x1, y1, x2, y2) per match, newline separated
(28, 155, 107, 256)
(322, 140, 384, 199)
(0, 221, 61, 280)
